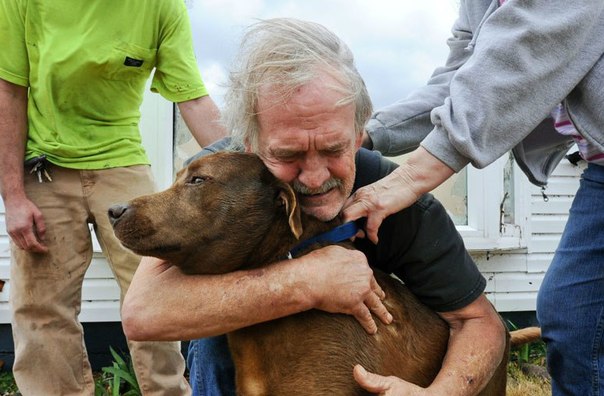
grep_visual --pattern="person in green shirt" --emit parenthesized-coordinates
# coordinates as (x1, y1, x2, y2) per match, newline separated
(0, 0, 226, 394)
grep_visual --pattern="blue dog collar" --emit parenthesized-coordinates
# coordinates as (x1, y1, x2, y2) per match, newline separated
(287, 221, 359, 258)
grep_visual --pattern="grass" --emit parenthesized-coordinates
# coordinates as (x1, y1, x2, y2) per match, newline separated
(507, 362, 551, 396)
(507, 334, 550, 395)
(0, 371, 18, 396)
(1, 341, 550, 395)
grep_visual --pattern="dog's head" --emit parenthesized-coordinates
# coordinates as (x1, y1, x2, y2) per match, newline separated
(109, 152, 303, 274)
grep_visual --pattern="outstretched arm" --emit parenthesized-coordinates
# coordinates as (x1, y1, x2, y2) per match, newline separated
(122, 245, 392, 341)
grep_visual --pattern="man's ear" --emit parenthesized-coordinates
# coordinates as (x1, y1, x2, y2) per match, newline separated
(355, 131, 364, 150)
(277, 182, 303, 239)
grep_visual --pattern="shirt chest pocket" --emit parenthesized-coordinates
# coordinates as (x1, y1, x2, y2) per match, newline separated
(104, 42, 157, 81)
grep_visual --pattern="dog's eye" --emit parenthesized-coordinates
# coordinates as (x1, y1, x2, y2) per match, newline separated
(187, 175, 211, 185)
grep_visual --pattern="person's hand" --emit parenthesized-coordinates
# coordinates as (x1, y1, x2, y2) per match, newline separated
(343, 168, 418, 244)
(344, 147, 456, 244)
(304, 245, 392, 334)
(5, 197, 48, 253)
(353, 365, 427, 395)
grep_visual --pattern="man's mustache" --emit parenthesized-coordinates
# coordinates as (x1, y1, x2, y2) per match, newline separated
(292, 178, 343, 195)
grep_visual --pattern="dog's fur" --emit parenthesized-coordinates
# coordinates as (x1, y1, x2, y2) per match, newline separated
(110, 152, 532, 395)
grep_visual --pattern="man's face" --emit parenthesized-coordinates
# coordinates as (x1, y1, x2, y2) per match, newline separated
(251, 75, 362, 221)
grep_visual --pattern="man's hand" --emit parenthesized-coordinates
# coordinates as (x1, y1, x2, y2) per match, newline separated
(6, 197, 48, 253)
(354, 365, 427, 395)
(304, 245, 392, 334)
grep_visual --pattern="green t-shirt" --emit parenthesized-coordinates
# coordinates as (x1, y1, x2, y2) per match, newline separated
(0, 0, 208, 169)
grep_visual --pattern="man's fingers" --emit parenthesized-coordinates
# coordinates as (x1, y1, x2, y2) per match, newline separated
(355, 290, 393, 334)
(371, 276, 386, 300)
(353, 364, 391, 393)
(9, 232, 27, 250)
(354, 305, 378, 335)
(29, 241, 49, 254)
(366, 292, 393, 325)
(365, 212, 386, 245)
(368, 277, 394, 325)
(33, 212, 46, 241)
(342, 198, 368, 223)
(23, 231, 48, 253)
(12, 225, 49, 253)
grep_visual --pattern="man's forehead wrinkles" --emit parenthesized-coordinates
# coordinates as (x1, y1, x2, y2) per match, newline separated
(267, 137, 350, 156)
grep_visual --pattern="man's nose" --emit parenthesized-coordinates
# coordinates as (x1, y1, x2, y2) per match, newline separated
(297, 156, 330, 189)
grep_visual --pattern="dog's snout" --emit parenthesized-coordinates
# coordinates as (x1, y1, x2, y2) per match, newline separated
(108, 204, 130, 226)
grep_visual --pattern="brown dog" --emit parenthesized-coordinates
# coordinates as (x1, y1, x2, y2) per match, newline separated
(109, 151, 512, 395)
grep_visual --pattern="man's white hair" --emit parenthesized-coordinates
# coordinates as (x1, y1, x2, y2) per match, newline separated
(223, 18, 373, 152)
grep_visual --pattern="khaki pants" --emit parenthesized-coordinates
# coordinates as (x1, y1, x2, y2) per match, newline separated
(10, 164, 190, 396)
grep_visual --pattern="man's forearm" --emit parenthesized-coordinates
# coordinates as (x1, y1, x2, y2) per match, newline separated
(177, 95, 228, 148)
(429, 296, 507, 395)
(122, 256, 317, 341)
(122, 245, 389, 341)
(0, 79, 28, 202)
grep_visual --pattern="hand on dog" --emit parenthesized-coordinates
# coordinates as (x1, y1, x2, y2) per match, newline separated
(354, 364, 427, 395)
(305, 245, 392, 334)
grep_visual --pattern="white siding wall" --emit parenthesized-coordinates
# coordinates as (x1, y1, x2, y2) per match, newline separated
(476, 159, 583, 312)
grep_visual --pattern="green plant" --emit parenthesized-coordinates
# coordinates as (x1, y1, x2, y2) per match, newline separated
(0, 371, 18, 395)
(94, 347, 141, 396)
(507, 320, 547, 366)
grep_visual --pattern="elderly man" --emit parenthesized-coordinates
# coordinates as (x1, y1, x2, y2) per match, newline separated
(122, 18, 506, 395)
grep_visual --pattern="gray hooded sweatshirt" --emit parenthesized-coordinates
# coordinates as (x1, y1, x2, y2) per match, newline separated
(366, 0, 604, 186)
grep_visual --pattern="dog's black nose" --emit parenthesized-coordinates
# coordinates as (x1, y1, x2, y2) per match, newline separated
(108, 204, 129, 226)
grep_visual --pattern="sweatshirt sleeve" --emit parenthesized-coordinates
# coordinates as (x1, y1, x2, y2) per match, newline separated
(424, 0, 604, 172)
(366, 0, 490, 155)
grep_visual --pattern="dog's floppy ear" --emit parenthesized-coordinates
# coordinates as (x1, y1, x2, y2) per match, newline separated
(277, 182, 303, 239)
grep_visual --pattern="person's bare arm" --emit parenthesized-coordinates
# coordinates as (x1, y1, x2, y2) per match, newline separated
(177, 95, 227, 148)
(0, 79, 47, 253)
(354, 294, 506, 395)
(122, 245, 392, 341)
(343, 146, 454, 244)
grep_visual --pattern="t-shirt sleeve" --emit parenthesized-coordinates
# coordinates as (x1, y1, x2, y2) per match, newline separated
(150, 0, 208, 102)
(355, 193, 485, 313)
(0, 0, 29, 86)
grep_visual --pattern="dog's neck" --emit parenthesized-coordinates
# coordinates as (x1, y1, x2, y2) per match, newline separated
(245, 212, 345, 269)
(287, 221, 358, 258)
